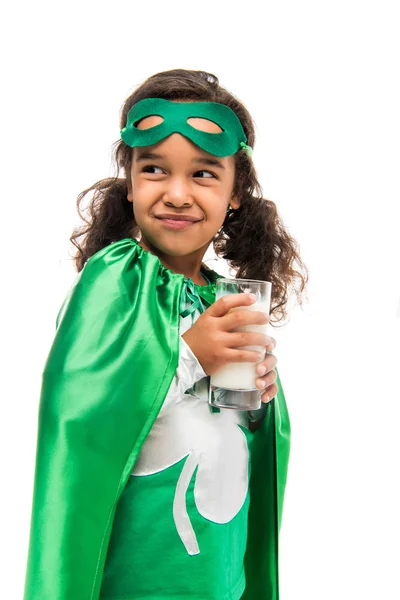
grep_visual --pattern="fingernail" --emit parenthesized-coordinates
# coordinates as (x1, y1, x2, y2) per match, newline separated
(257, 365, 267, 375)
(249, 293, 256, 301)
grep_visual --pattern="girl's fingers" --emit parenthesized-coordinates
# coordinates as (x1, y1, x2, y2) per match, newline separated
(222, 309, 270, 331)
(224, 348, 265, 363)
(256, 369, 277, 390)
(228, 331, 270, 348)
(261, 383, 279, 403)
(256, 348, 277, 376)
(208, 293, 258, 318)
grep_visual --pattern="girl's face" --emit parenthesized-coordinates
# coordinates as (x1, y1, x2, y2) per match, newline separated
(127, 114, 239, 264)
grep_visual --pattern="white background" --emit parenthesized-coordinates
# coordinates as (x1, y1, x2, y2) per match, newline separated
(2, 1, 399, 598)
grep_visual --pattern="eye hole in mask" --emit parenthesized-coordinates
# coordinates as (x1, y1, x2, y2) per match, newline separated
(134, 115, 223, 134)
(134, 115, 164, 129)
(187, 117, 223, 134)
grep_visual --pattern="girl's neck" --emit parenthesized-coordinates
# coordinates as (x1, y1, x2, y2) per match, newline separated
(138, 239, 210, 285)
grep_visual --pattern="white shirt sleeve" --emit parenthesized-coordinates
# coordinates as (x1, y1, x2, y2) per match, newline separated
(159, 335, 207, 413)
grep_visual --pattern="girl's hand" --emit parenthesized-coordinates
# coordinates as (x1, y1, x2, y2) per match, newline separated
(255, 338, 278, 403)
(182, 293, 270, 376)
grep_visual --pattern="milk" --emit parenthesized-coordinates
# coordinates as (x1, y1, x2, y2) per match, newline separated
(210, 301, 269, 391)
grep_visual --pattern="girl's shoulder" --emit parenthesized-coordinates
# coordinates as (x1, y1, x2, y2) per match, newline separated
(84, 237, 138, 269)
(56, 238, 139, 330)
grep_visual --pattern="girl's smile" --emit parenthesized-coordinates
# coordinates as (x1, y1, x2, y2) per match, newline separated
(154, 212, 204, 230)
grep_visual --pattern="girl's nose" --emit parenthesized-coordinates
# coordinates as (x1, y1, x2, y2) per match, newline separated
(163, 197, 193, 208)
(162, 179, 193, 208)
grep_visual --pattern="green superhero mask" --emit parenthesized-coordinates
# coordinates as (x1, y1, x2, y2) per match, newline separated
(120, 97, 253, 158)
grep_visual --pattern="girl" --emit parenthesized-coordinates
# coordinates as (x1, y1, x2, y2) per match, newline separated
(23, 69, 309, 600)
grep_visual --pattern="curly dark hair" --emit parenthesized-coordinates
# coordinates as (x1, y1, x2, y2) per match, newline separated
(70, 68, 309, 326)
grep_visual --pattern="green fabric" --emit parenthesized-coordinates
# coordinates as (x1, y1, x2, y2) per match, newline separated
(242, 368, 290, 600)
(120, 97, 253, 157)
(99, 427, 255, 600)
(180, 276, 210, 319)
(23, 237, 291, 600)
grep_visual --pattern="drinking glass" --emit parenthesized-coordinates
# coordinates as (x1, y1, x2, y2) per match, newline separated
(209, 278, 272, 410)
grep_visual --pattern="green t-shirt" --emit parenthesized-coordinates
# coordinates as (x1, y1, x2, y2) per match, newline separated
(100, 427, 254, 600)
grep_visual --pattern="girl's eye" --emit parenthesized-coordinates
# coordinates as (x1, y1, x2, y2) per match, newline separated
(141, 166, 216, 179)
(195, 170, 215, 179)
(142, 165, 163, 175)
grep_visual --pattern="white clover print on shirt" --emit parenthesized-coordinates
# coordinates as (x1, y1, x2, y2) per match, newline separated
(131, 378, 250, 556)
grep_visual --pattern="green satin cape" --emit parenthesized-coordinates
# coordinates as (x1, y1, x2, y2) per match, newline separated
(23, 237, 291, 600)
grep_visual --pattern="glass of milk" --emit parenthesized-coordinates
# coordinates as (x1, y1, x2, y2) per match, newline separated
(209, 278, 272, 411)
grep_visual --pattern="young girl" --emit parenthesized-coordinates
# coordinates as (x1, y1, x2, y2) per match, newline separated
(23, 69, 309, 600)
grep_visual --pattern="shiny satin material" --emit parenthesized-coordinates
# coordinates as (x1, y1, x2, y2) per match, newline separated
(180, 276, 211, 320)
(23, 237, 291, 600)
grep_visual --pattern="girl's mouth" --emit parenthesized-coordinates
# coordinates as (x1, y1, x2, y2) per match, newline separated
(159, 218, 199, 230)
(154, 214, 203, 230)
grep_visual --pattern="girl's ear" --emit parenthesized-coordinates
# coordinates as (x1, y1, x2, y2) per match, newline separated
(230, 194, 240, 210)
(127, 179, 133, 203)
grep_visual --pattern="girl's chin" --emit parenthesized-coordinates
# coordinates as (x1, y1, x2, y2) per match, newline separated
(140, 237, 211, 259)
